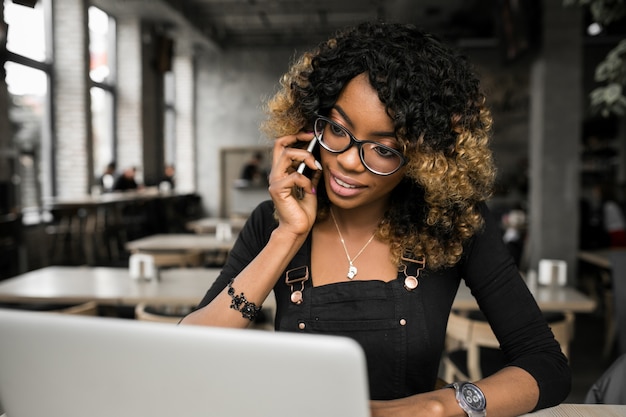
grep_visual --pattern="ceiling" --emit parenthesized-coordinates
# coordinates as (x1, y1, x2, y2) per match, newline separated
(155, 0, 498, 49)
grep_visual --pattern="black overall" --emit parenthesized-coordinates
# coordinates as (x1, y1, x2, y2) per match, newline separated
(276, 238, 447, 401)
(198, 200, 571, 409)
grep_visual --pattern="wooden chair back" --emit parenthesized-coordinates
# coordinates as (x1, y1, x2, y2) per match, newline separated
(53, 300, 99, 316)
(443, 310, 574, 381)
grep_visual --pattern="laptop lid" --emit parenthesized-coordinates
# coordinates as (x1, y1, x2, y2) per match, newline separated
(0, 308, 370, 417)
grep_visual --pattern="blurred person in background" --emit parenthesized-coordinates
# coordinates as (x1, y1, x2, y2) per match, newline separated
(113, 166, 139, 191)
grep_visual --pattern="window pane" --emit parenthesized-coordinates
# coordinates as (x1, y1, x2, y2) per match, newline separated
(91, 87, 114, 183)
(4, 0, 47, 62)
(89, 6, 113, 83)
(5, 62, 49, 209)
(5, 61, 47, 96)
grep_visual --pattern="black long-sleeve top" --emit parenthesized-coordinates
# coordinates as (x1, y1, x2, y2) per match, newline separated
(197, 200, 571, 409)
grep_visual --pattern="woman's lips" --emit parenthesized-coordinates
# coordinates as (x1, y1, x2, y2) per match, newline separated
(328, 171, 366, 197)
(334, 176, 358, 189)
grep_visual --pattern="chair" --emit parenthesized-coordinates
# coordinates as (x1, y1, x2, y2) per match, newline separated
(135, 303, 275, 330)
(135, 303, 193, 324)
(0, 300, 99, 316)
(443, 310, 503, 382)
(584, 353, 626, 404)
(45, 207, 85, 265)
(0, 213, 23, 279)
(53, 300, 99, 316)
(443, 310, 574, 382)
(609, 252, 626, 356)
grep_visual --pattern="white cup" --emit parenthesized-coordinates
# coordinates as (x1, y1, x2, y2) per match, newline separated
(538, 259, 567, 287)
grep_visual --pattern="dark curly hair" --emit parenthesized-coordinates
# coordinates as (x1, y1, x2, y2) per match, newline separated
(262, 22, 496, 269)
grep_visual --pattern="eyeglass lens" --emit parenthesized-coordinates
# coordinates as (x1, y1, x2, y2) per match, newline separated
(314, 118, 404, 175)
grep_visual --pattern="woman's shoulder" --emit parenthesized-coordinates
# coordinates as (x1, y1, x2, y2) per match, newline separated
(243, 200, 278, 235)
(250, 199, 276, 219)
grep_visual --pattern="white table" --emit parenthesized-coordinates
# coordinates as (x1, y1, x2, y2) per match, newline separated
(125, 234, 239, 266)
(521, 404, 626, 416)
(0, 266, 219, 307)
(186, 217, 247, 234)
(0, 266, 277, 316)
(0, 404, 624, 417)
(453, 282, 596, 313)
(0, 266, 594, 314)
(125, 233, 238, 253)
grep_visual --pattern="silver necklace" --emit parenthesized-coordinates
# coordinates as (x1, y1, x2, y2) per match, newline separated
(330, 209, 377, 280)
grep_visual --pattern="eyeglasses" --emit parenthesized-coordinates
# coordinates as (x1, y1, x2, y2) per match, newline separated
(313, 116, 406, 176)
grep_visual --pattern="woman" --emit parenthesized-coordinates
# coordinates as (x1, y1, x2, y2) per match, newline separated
(181, 22, 570, 416)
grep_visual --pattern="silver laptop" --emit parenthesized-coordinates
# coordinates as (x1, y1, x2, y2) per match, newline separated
(0, 308, 370, 417)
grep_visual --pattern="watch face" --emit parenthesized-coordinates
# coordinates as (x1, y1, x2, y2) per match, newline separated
(461, 384, 486, 410)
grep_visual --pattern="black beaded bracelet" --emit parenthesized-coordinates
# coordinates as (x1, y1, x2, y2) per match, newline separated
(227, 279, 262, 321)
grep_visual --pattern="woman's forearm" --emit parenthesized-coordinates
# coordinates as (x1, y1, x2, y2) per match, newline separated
(179, 228, 306, 327)
(370, 366, 539, 417)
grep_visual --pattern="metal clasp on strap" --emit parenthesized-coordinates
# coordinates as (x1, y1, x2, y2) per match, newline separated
(285, 266, 309, 304)
(399, 255, 426, 291)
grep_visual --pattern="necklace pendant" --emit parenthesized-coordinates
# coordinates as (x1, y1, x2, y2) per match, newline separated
(347, 265, 358, 280)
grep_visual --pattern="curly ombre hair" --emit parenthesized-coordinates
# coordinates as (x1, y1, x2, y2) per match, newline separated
(262, 22, 496, 269)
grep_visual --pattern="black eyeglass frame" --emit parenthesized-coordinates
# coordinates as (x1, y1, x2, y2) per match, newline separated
(313, 115, 407, 176)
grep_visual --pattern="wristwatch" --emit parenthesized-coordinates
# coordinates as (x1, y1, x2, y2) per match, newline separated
(445, 381, 487, 417)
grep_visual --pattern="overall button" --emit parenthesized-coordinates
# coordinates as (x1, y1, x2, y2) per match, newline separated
(399, 318, 407, 326)
(298, 322, 306, 330)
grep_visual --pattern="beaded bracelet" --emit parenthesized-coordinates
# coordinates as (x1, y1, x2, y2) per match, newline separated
(227, 279, 262, 321)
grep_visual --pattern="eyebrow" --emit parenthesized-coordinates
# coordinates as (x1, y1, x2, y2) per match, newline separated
(332, 105, 397, 139)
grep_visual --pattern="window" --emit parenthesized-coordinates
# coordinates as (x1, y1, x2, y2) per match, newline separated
(5, 0, 46, 61)
(89, 6, 116, 186)
(3, 0, 52, 213)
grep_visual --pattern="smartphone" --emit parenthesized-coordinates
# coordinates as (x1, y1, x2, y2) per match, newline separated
(294, 136, 319, 199)
(296, 136, 319, 175)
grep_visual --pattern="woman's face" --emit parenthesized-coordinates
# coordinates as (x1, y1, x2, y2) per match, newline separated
(320, 73, 406, 211)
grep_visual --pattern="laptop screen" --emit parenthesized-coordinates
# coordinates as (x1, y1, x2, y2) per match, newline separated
(0, 308, 370, 417)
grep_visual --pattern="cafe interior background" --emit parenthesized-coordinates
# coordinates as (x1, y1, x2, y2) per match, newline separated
(0, 0, 626, 405)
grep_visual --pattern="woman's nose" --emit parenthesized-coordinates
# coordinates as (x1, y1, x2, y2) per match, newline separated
(336, 144, 366, 173)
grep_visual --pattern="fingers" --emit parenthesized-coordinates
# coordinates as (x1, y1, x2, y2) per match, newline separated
(267, 130, 323, 209)
(291, 165, 323, 200)
(270, 131, 320, 182)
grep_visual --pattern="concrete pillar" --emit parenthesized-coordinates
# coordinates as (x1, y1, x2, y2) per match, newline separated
(52, 0, 91, 197)
(140, 22, 165, 187)
(528, 3, 583, 283)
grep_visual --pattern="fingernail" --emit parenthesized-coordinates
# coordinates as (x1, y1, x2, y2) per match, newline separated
(311, 187, 316, 195)
(315, 160, 323, 171)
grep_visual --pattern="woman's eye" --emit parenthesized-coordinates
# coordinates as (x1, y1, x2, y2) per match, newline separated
(330, 123, 347, 137)
(373, 145, 396, 158)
